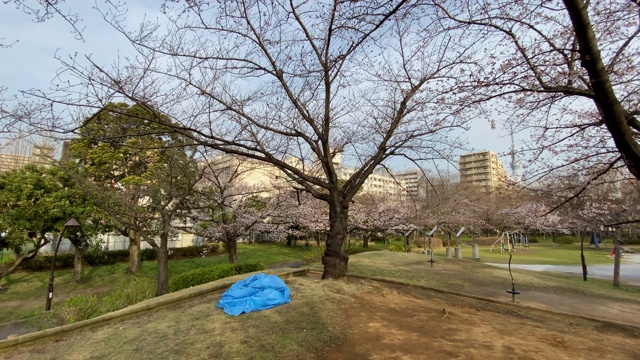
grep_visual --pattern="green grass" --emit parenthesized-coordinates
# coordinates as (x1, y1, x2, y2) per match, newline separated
(471, 243, 615, 265)
(341, 251, 640, 305)
(2, 277, 361, 360)
(0, 243, 309, 323)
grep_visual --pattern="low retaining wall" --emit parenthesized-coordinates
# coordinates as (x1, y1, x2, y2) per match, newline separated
(0, 268, 306, 351)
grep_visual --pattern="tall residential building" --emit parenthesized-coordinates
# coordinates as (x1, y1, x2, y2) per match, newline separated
(458, 150, 509, 193)
(0, 144, 56, 172)
(395, 169, 428, 198)
(335, 165, 407, 198)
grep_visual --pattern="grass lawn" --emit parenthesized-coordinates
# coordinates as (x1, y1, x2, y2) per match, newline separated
(336, 251, 640, 305)
(472, 243, 615, 265)
(4, 252, 640, 360)
(0, 239, 631, 324)
(0, 243, 315, 323)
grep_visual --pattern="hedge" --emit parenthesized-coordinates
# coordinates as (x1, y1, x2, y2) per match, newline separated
(168, 262, 265, 292)
(18, 244, 222, 272)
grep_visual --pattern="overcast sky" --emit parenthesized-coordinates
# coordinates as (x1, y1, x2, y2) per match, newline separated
(0, 1, 519, 175)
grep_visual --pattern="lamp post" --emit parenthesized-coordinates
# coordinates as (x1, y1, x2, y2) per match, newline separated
(45, 218, 81, 311)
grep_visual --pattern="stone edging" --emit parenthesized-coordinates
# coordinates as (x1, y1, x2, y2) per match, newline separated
(0, 268, 307, 351)
(308, 269, 640, 331)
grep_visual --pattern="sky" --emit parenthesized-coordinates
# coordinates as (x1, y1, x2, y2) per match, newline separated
(0, 1, 519, 176)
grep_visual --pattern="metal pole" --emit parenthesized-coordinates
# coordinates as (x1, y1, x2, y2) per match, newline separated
(45, 229, 66, 311)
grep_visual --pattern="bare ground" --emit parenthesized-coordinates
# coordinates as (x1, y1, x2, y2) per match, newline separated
(324, 283, 640, 360)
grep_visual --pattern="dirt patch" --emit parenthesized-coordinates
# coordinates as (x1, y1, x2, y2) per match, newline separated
(325, 284, 640, 360)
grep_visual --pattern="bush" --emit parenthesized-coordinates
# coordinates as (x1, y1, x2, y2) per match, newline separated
(41, 277, 156, 327)
(388, 244, 406, 252)
(100, 277, 155, 313)
(554, 236, 575, 245)
(346, 246, 382, 256)
(57, 295, 101, 324)
(18, 245, 216, 272)
(168, 262, 265, 292)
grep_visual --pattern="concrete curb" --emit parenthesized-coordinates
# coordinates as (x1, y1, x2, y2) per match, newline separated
(0, 268, 307, 351)
(308, 269, 640, 331)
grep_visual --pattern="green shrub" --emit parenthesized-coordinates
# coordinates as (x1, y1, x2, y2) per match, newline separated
(43, 277, 156, 327)
(388, 244, 406, 252)
(168, 262, 265, 292)
(346, 246, 382, 256)
(57, 295, 101, 324)
(18, 245, 216, 272)
(101, 277, 155, 313)
(528, 238, 539, 244)
(554, 236, 574, 245)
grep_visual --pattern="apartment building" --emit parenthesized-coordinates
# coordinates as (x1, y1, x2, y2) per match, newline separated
(458, 151, 509, 193)
(395, 169, 428, 198)
(336, 166, 407, 198)
(0, 144, 55, 172)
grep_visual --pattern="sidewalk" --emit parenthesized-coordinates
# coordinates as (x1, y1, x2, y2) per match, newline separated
(487, 253, 640, 286)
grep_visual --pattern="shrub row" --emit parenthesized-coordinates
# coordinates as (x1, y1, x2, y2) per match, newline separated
(168, 262, 264, 292)
(19, 244, 222, 272)
(346, 246, 382, 256)
(37, 277, 156, 327)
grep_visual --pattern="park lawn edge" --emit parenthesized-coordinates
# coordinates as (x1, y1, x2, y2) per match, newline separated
(0, 268, 307, 352)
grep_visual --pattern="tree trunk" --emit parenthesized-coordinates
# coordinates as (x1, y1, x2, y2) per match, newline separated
(227, 239, 238, 264)
(73, 245, 83, 283)
(0, 237, 49, 284)
(580, 233, 587, 281)
(127, 230, 141, 273)
(363, 233, 369, 248)
(613, 229, 621, 287)
(156, 233, 169, 296)
(322, 200, 349, 279)
(563, 0, 640, 179)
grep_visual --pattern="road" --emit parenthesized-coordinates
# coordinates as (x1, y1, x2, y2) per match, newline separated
(487, 253, 640, 286)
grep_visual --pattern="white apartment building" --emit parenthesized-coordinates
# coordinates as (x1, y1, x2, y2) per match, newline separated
(458, 150, 509, 193)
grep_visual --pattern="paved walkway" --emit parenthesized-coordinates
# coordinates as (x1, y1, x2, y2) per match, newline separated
(487, 254, 640, 286)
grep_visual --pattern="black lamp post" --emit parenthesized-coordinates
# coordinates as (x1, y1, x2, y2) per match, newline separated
(45, 218, 81, 311)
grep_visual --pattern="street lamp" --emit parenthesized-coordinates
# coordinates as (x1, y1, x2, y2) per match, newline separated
(45, 218, 81, 311)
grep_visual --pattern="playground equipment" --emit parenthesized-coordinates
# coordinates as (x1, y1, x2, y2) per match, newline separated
(490, 231, 528, 253)
(454, 227, 465, 259)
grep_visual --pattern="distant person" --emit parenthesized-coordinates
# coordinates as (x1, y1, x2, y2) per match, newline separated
(591, 233, 600, 250)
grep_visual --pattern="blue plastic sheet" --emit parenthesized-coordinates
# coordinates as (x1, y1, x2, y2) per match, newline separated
(216, 273, 291, 316)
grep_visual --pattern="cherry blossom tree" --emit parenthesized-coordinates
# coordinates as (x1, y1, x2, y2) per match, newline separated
(349, 194, 413, 248)
(432, 0, 640, 187)
(190, 154, 287, 263)
(31, 1, 475, 279)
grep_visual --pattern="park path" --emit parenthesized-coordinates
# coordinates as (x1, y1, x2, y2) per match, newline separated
(487, 253, 640, 286)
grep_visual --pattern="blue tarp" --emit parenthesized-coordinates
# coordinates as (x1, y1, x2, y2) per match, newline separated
(216, 273, 291, 316)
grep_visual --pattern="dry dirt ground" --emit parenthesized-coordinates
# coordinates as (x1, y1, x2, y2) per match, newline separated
(324, 284, 640, 360)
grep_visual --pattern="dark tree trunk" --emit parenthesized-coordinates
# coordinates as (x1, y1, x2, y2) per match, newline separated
(322, 200, 349, 279)
(563, 0, 640, 179)
(127, 230, 141, 273)
(227, 239, 238, 264)
(580, 232, 587, 281)
(155, 233, 170, 296)
(552, 232, 556, 243)
(363, 233, 369, 248)
(613, 229, 621, 287)
(73, 245, 83, 283)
